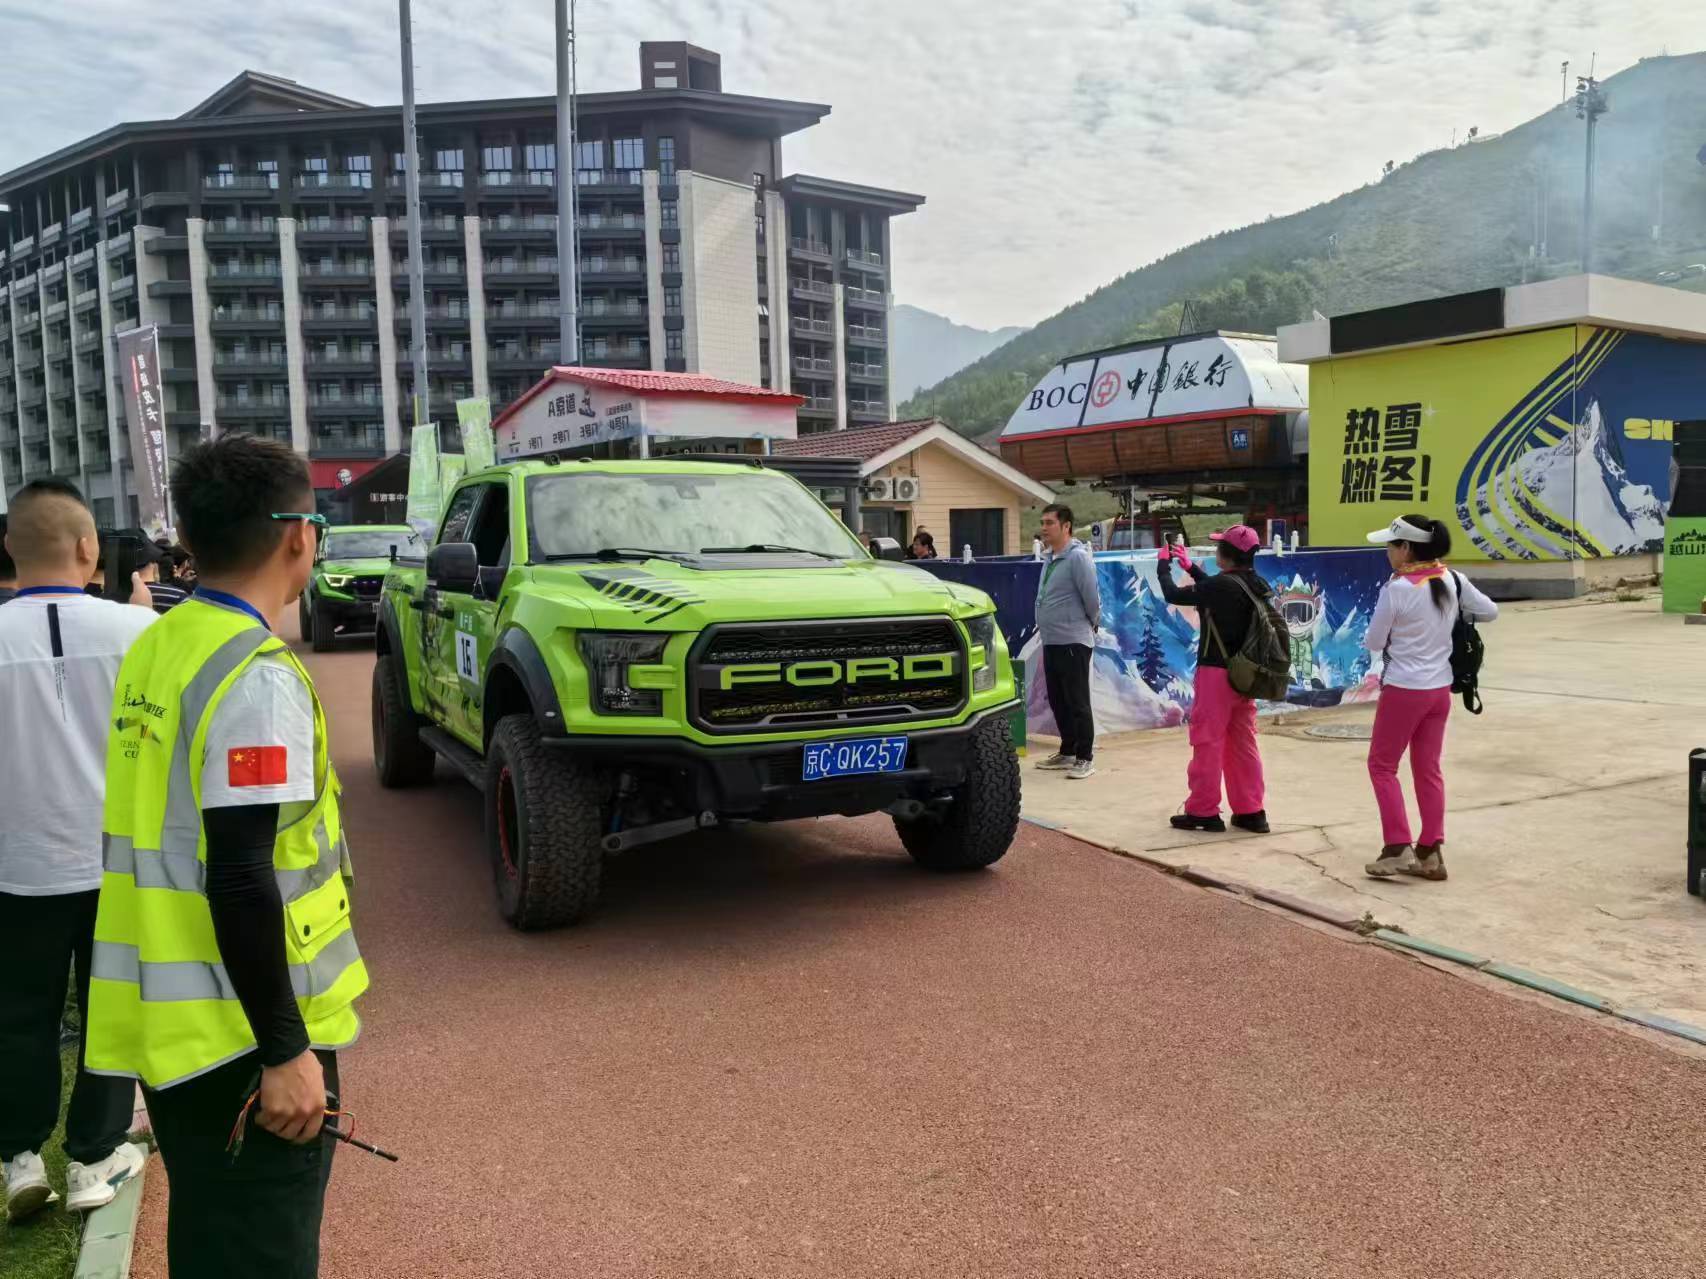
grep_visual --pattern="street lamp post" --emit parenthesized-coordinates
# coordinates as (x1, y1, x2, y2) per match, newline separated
(1575, 70, 1608, 276)
(555, 0, 580, 366)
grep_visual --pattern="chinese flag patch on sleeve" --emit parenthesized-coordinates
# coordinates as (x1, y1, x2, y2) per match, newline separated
(228, 746, 289, 787)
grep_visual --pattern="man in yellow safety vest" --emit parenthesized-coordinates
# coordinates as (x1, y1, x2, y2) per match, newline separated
(88, 434, 367, 1278)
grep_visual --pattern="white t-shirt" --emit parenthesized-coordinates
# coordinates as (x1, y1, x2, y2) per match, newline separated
(0, 591, 157, 895)
(1365, 571, 1500, 691)
(199, 653, 318, 816)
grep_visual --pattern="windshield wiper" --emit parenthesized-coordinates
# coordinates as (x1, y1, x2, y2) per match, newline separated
(543, 547, 694, 563)
(700, 543, 843, 560)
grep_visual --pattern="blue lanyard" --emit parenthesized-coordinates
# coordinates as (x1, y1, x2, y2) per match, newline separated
(13, 586, 86, 598)
(193, 587, 270, 630)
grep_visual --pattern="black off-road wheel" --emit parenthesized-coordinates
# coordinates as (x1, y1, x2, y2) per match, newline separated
(371, 655, 435, 788)
(894, 715, 1021, 871)
(310, 599, 335, 653)
(298, 596, 313, 646)
(485, 714, 605, 930)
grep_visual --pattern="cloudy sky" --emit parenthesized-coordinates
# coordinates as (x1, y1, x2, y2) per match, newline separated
(2, 0, 1702, 330)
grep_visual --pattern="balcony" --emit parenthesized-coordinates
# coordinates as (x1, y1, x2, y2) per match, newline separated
(203, 173, 280, 192)
(578, 212, 644, 239)
(479, 170, 556, 197)
(105, 189, 131, 211)
(790, 277, 832, 300)
(792, 356, 834, 377)
(844, 247, 885, 271)
(45, 300, 68, 321)
(207, 262, 281, 287)
(216, 396, 291, 419)
(305, 349, 380, 374)
(311, 425, 386, 457)
(40, 222, 63, 247)
(797, 396, 835, 415)
(579, 256, 642, 280)
(74, 330, 102, 354)
(393, 260, 465, 285)
(15, 350, 43, 372)
(846, 361, 887, 385)
(73, 288, 100, 313)
(140, 190, 189, 212)
(104, 238, 131, 259)
(301, 305, 378, 332)
(483, 257, 559, 284)
(293, 172, 374, 197)
(846, 322, 887, 346)
(390, 215, 463, 244)
(791, 316, 832, 337)
(481, 214, 557, 242)
(581, 301, 645, 330)
(484, 303, 558, 331)
(308, 395, 384, 421)
(147, 281, 193, 299)
(387, 171, 464, 195)
(844, 285, 885, 309)
(487, 346, 560, 371)
(213, 350, 288, 376)
(300, 259, 375, 284)
(574, 169, 643, 190)
(144, 236, 189, 256)
(789, 238, 833, 262)
(210, 305, 285, 329)
(205, 217, 280, 243)
(848, 398, 888, 420)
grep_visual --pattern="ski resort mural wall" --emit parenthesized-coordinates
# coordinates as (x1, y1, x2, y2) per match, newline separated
(1309, 326, 1706, 561)
(917, 549, 1389, 737)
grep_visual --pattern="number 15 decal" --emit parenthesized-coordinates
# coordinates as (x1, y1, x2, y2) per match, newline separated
(455, 631, 479, 683)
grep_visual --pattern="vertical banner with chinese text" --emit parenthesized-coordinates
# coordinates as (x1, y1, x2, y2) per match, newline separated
(456, 396, 495, 472)
(116, 324, 171, 539)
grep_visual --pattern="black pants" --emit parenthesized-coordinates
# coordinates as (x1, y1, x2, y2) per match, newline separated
(1042, 643, 1096, 761)
(144, 1050, 339, 1279)
(0, 890, 135, 1165)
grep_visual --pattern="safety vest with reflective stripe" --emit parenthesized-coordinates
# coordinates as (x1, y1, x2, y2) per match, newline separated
(87, 596, 367, 1089)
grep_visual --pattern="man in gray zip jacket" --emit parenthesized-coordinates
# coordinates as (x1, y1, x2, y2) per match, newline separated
(1034, 504, 1100, 779)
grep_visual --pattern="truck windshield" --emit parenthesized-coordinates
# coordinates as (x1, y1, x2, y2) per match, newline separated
(323, 530, 420, 559)
(526, 471, 867, 561)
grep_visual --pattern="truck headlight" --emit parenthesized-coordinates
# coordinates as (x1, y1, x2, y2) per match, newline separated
(322, 574, 352, 589)
(965, 613, 999, 693)
(578, 632, 668, 715)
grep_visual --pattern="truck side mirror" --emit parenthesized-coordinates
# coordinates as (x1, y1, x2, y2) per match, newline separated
(427, 542, 479, 594)
(869, 536, 904, 562)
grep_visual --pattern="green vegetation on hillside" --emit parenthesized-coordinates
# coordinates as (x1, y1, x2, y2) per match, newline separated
(906, 52, 1706, 436)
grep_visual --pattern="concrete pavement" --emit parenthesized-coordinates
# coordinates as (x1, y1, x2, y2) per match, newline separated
(1024, 595, 1706, 1026)
(121, 614, 1706, 1277)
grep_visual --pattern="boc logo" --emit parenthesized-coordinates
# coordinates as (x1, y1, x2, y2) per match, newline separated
(1091, 371, 1121, 409)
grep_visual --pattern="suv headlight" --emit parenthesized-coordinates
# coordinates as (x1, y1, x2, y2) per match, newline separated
(965, 613, 999, 693)
(322, 573, 352, 589)
(578, 632, 669, 715)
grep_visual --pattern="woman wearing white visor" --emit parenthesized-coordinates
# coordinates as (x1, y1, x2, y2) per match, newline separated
(1362, 514, 1499, 881)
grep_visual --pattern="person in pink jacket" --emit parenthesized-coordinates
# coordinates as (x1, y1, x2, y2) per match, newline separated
(1362, 515, 1499, 882)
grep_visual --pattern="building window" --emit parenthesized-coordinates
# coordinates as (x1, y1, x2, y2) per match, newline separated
(657, 136, 676, 178)
(482, 144, 513, 172)
(574, 140, 604, 171)
(660, 201, 678, 229)
(661, 245, 681, 272)
(665, 331, 683, 358)
(434, 147, 464, 173)
(345, 154, 372, 187)
(612, 138, 643, 171)
(524, 139, 554, 170)
(664, 288, 681, 314)
(302, 154, 328, 173)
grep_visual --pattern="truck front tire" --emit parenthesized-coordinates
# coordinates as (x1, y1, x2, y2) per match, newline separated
(310, 599, 335, 653)
(372, 656, 436, 788)
(485, 714, 605, 930)
(894, 715, 1021, 871)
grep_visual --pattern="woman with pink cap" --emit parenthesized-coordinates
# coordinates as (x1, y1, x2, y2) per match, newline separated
(1156, 524, 1273, 834)
(1362, 514, 1499, 881)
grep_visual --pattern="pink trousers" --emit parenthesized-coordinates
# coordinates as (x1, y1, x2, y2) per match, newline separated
(1186, 666, 1265, 817)
(1368, 685, 1452, 846)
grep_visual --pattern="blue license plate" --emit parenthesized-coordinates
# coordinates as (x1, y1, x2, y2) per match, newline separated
(802, 736, 909, 782)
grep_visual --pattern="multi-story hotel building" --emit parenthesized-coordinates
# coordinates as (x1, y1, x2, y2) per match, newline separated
(0, 41, 922, 520)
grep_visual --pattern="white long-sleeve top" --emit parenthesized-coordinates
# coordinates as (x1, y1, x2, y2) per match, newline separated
(1364, 570, 1499, 690)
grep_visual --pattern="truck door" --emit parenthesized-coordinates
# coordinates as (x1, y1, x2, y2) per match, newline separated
(431, 480, 511, 747)
(423, 484, 483, 732)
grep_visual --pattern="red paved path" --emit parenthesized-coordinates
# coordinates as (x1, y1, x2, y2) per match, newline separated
(134, 635, 1706, 1277)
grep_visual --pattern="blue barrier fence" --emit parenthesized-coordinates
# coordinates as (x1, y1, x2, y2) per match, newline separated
(918, 548, 1391, 736)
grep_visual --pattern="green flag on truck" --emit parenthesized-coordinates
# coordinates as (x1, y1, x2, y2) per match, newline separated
(405, 425, 441, 541)
(457, 397, 495, 473)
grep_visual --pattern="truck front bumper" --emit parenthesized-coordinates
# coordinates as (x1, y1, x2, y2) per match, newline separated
(314, 593, 382, 632)
(544, 702, 1019, 822)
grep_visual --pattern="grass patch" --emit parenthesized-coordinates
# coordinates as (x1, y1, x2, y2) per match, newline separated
(0, 1048, 83, 1279)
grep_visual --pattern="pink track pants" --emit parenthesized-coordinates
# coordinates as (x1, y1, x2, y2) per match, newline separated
(1186, 666, 1265, 817)
(1367, 685, 1453, 847)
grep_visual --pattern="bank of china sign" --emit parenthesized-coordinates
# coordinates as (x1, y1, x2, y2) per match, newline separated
(1000, 334, 1307, 440)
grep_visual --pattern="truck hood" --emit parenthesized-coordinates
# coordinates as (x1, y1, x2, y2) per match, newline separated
(319, 557, 393, 577)
(532, 557, 995, 629)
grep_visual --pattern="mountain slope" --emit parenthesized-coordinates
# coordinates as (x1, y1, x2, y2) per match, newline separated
(905, 52, 1706, 435)
(891, 305, 1027, 401)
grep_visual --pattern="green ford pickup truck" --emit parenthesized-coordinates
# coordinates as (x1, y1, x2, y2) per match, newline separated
(372, 456, 1022, 930)
(300, 524, 422, 652)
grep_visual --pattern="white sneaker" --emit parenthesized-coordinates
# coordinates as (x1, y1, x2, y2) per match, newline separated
(4, 1150, 56, 1222)
(65, 1141, 145, 1214)
(1035, 752, 1074, 771)
(1067, 759, 1097, 780)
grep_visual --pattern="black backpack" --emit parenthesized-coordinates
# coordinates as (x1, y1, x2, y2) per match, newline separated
(1449, 571, 1485, 715)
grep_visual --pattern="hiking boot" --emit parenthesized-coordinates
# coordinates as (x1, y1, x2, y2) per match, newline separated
(1365, 844, 1417, 878)
(1170, 813, 1227, 833)
(1406, 843, 1449, 881)
(1035, 752, 1074, 771)
(1067, 759, 1097, 780)
(1230, 810, 1270, 834)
